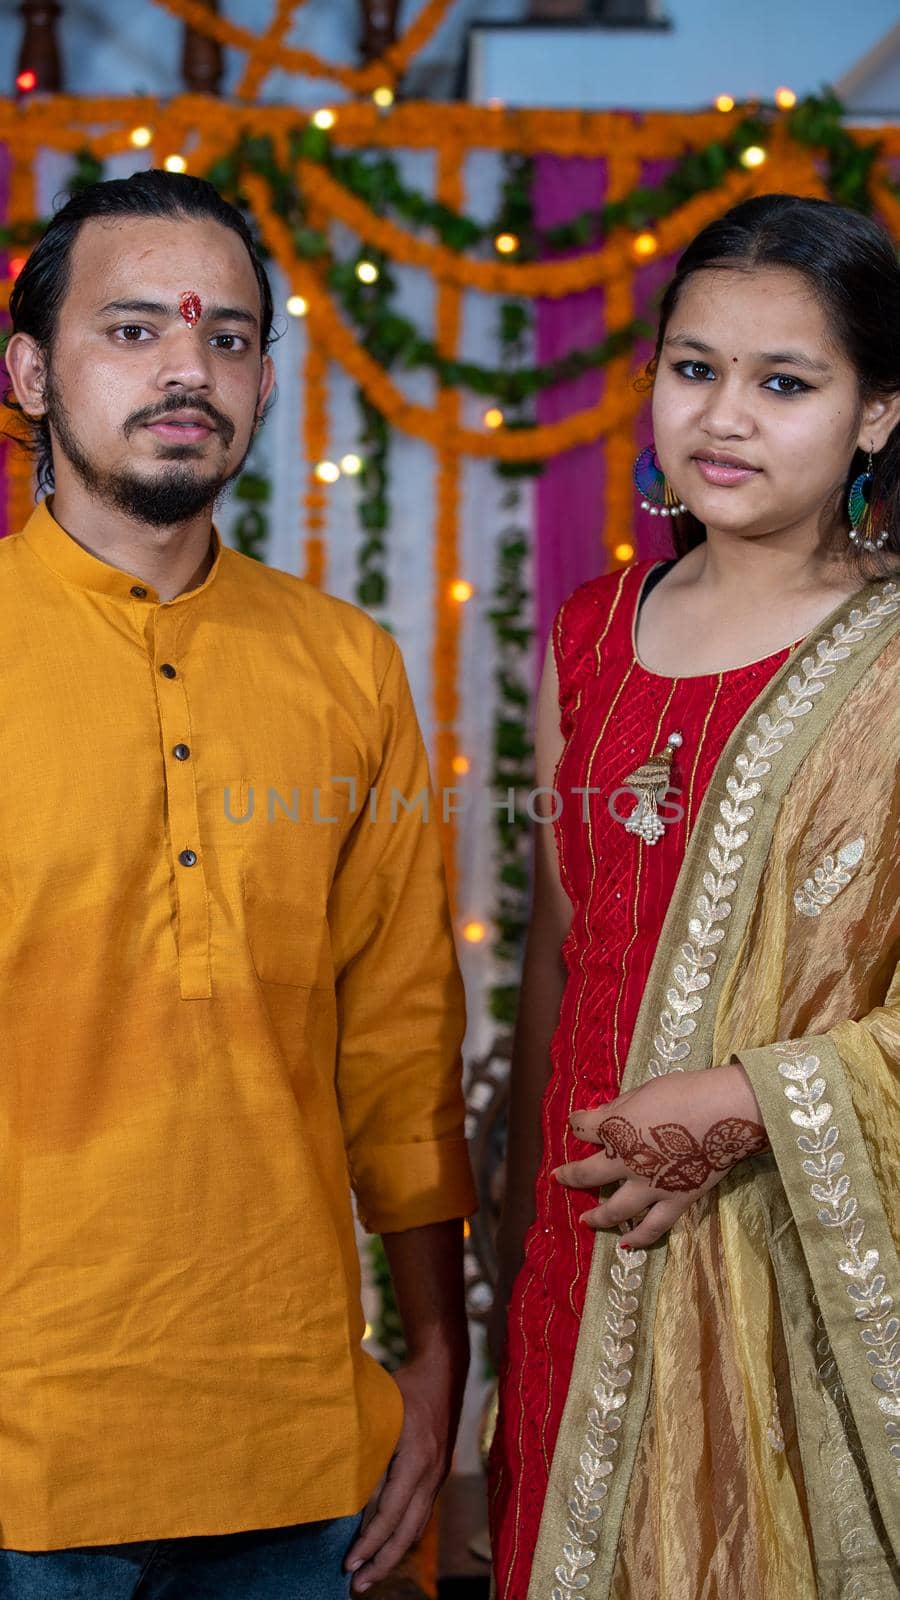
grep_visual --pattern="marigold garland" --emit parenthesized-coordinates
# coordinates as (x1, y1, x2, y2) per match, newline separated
(148, 0, 457, 95)
(294, 156, 758, 298)
(236, 0, 310, 101)
(245, 173, 647, 461)
(432, 143, 465, 916)
(602, 152, 642, 568)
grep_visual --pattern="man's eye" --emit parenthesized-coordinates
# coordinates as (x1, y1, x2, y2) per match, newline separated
(114, 325, 151, 342)
(211, 334, 248, 353)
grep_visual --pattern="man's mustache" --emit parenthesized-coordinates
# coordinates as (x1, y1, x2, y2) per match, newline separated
(124, 396, 235, 448)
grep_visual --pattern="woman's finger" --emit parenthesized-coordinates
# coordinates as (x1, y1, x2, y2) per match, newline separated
(577, 1178, 654, 1231)
(552, 1151, 628, 1190)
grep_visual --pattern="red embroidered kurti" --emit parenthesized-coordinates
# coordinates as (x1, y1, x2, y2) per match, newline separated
(489, 560, 806, 1598)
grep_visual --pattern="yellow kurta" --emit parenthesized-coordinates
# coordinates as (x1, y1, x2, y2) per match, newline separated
(0, 499, 475, 1550)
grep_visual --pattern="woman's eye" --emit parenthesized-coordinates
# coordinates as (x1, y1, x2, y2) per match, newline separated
(211, 334, 248, 353)
(764, 374, 810, 396)
(674, 360, 713, 381)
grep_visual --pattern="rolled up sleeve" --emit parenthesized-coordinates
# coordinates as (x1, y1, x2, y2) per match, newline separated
(329, 636, 477, 1234)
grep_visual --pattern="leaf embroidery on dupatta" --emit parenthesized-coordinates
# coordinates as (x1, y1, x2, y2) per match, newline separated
(793, 835, 866, 918)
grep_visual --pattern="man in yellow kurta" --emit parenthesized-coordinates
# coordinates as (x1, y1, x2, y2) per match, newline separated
(1, 169, 476, 1599)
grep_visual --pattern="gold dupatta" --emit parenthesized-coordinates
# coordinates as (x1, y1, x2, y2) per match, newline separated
(526, 576, 900, 1600)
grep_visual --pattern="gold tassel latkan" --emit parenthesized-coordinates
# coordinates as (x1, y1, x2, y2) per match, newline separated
(620, 731, 683, 844)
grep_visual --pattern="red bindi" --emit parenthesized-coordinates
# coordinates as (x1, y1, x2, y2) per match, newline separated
(179, 291, 202, 327)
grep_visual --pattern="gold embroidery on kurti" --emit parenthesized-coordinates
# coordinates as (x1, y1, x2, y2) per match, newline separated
(542, 583, 900, 1599)
(793, 836, 866, 918)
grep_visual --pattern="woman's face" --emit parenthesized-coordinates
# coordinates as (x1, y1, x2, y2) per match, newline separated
(651, 264, 871, 549)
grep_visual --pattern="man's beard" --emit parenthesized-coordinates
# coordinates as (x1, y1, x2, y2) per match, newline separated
(44, 373, 249, 528)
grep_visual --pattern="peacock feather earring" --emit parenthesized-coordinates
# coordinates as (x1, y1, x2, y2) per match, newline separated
(847, 448, 888, 553)
(633, 445, 688, 519)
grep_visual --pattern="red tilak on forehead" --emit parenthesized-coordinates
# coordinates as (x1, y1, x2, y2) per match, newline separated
(179, 291, 202, 327)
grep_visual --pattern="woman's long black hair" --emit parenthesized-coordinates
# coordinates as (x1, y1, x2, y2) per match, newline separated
(641, 192, 900, 578)
(4, 168, 276, 494)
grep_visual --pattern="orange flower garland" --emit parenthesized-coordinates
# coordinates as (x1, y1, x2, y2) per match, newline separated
(294, 156, 758, 298)
(236, 0, 310, 101)
(432, 142, 465, 915)
(602, 151, 642, 571)
(148, 0, 458, 95)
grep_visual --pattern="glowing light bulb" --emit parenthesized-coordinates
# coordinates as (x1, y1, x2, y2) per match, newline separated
(462, 921, 486, 944)
(355, 260, 379, 284)
(715, 94, 735, 113)
(372, 86, 395, 109)
(487, 97, 505, 110)
(16, 69, 37, 93)
(129, 126, 153, 149)
(286, 295, 309, 317)
(363, 1323, 374, 1340)
(494, 232, 519, 256)
(483, 406, 504, 429)
(632, 231, 658, 259)
(774, 86, 796, 110)
(739, 145, 767, 169)
(451, 755, 470, 776)
(164, 154, 187, 173)
(312, 109, 336, 131)
(463, 1219, 472, 1239)
(340, 453, 363, 476)
(8, 256, 26, 279)
(450, 580, 473, 603)
(613, 542, 634, 563)
(314, 460, 340, 484)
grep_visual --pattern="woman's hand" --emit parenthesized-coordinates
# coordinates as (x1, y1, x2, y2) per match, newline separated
(553, 1063, 769, 1250)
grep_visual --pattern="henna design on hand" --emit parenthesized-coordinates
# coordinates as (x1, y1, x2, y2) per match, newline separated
(597, 1114, 769, 1193)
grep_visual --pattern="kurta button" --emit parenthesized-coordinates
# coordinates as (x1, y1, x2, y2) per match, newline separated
(130, 585, 147, 599)
(173, 744, 190, 760)
(160, 663, 177, 679)
(178, 849, 198, 867)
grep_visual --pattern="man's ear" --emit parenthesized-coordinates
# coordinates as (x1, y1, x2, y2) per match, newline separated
(256, 352, 276, 421)
(5, 333, 48, 418)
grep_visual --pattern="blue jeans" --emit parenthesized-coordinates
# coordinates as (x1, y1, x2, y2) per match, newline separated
(0, 1514, 365, 1599)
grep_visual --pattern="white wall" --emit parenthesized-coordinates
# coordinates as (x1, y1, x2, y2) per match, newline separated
(468, 1, 900, 113)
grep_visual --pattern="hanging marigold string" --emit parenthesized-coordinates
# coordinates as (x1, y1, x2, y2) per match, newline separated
(602, 151, 642, 569)
(432, 142, 465, 916)
(148, 0, 458, 94)
(243, 173, 646, 460)
(236, 0, 310, 101)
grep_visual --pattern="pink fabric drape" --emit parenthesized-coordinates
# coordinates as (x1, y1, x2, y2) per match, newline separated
(534, 153, 681, 681)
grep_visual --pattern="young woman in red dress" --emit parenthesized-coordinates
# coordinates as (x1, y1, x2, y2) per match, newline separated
(487, 193, 900, 1598)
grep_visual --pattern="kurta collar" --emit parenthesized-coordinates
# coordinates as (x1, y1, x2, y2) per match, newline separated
(20, 496, 223, 604)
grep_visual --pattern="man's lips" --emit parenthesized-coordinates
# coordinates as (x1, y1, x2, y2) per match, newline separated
(692, 453, 760, 486)
(145, 416, 216, 443)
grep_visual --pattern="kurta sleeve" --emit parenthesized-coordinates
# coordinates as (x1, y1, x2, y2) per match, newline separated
(328, 635, 476, 1234)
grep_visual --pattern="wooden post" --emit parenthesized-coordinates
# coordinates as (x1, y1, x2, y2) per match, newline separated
(357, 0, 401, 64)
(16, 0, 63, 93)
(182, 0, 223, 95)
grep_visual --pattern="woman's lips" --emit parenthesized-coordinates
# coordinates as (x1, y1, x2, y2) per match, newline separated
(692, 456, 760, 486)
